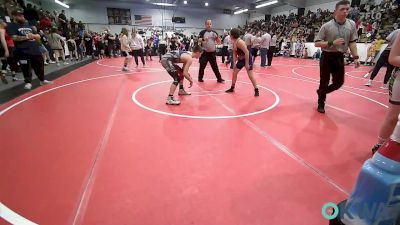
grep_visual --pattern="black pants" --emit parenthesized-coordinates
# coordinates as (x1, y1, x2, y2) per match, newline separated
(85, 43, 93, 56)
(132, 49, 145, 65)
(252, 48, 259, 62)
(221, 46, 229, 63)
(15, 52, 45, 83)
(370, 50, 395, 84)
(267, 46, 276, 66)
(159, 45, 167, 61)
(198, 51, 222, 81)
(318, 51, 345, 105)
(1, 47, 18, 72)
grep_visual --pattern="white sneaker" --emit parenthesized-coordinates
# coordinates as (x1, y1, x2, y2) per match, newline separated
(24, 83, 32, 90)
(44, 61, 49, 65)
(364, 72, 370, 78)
(13, 77, 23, 81)
(122, 67, 129, 71)
(143, 65, 148, 68)
(49, 61, 56, 64)
(380, 84, 388, 89)
(63, 62, 69, 65)
(40, 80, 53, 86)
(365, 80, 373, 87)
(178, 89, 191, 95)
(166, 97, 181, 105)
(1, 70, 6, 74)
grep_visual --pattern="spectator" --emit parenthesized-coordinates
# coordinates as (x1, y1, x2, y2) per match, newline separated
(7, 9, 52, 90)
(23, 3, 39, 26)
(48, 27, 68, 66)
(58, 9, 68, 36)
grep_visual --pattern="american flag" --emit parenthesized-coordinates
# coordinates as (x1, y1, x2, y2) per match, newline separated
(134, 15, 152, 25)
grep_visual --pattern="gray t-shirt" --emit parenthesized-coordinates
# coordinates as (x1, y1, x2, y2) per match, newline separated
(386, 29, 400, 50)
(199, 29, 219, 52)
(315, 19, 358, 53)
(244, 33, 253, 46)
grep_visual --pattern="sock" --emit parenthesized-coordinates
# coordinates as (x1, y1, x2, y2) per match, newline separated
(179, 85, 184, 89)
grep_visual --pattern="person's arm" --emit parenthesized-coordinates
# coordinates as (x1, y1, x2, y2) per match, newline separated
(389, 34, 400, 67)
(238, 40, 250, 69)
(182, 57, 193, 87)
(349, 42, 360, 67)
(315, 25, 345, 48)
(139, 36, 144, 49)
(349, 22, 360, 68)
(198, 30, 205, 44)
(121, 35, 131, 51)
(213, 31, 221, 44)
(232, 42, 237, 64)
(0, 30, 9, 57)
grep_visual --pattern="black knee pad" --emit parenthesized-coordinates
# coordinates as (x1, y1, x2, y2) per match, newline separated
(173, 75, 181, 85)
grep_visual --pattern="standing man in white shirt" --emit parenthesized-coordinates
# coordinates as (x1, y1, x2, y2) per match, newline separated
(267, 31, 277, 66)
(130, 28, 147, 68)
(260, 30, 271, 68)
(243, 29, 253, 63)
(221, 31, 230, 64)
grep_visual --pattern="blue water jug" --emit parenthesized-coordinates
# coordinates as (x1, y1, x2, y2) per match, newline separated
(331, 116, 400, 225)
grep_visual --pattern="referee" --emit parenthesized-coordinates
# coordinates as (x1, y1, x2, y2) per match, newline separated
(315, 0, 360, 114)
(198, 19, 224, 83)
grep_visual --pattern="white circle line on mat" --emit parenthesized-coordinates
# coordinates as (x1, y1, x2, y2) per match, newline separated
(131, 80, 280, 119)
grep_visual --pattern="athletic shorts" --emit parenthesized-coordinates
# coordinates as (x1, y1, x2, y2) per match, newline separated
(236, 57, 253, 71)
(160, 59, 183, 82)
(122, 51, 133, 57)
(389, 68, 400, 105)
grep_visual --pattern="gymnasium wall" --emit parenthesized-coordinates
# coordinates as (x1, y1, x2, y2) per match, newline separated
(40, 0, 247, 34)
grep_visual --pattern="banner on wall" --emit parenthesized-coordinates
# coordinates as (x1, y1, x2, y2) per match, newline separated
(134, 15, 152, 26)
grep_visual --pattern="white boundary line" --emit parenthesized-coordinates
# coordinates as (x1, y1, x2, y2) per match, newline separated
(291, 67, 388, 95)
(0, 203, 38, 225)
(194, 80, 350, 195)
(260, 72, 389, 109)
(131, 80, 280, 119)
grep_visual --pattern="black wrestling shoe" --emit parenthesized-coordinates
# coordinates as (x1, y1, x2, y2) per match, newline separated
(371, 143, 382, 155)
(317, 104, 325, 114)
(255, 88, 259, 96)
(226, 87, 235, 93)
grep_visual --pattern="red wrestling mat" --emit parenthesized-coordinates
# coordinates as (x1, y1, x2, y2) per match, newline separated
(0, 56, 389, 225)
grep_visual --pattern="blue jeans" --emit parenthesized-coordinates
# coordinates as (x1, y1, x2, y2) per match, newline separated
(260, 48, 268, 67)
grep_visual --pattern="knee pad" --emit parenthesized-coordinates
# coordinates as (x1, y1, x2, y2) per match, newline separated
(173, 75, 181, 86)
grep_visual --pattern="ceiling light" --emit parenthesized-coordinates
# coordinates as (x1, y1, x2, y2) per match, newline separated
(205, 2, 208, 6)
(153, 2, 176, 6)
(234, 8, 248, 14)
(184, 0, 187, 4)
(255, 0, 278, 8)
(55, 0, 69, 8)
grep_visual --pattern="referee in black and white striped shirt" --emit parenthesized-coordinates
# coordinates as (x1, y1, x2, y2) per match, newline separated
(315, 0, 360, 114)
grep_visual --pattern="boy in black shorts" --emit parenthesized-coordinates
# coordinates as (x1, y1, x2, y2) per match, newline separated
(160, 45, 203, 105)
(226, 28, 259, 96)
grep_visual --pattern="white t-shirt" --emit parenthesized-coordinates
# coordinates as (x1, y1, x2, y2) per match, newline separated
(260, 33, 271, 49)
